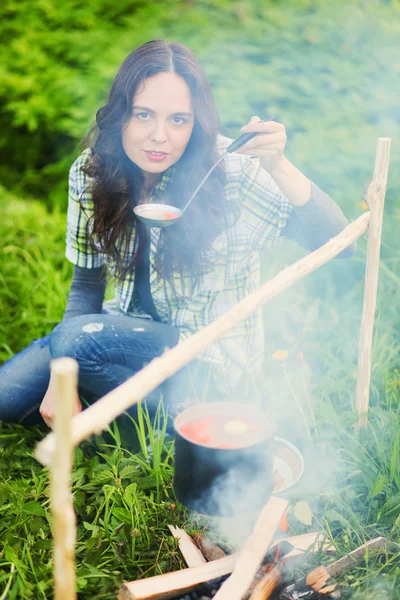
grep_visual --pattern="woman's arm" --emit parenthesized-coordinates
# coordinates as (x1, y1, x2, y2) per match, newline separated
(265, 155, 311, 207)
(281, 181, 356, 258)
(264, 156, 356, 256)
(41, 150, 109, 427)
(40, 264, 107, 428)
(237, 117, 356, 256)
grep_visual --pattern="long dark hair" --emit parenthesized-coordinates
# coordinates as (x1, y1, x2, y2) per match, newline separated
(81, 39, 238, 289)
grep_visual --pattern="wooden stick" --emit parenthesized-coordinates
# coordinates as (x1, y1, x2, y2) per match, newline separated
(323, 536, 386, 579)
(193, 533, 227, 561)
(212, 497, 288, 600)
(50, 358, 78, 600)
(355, 137, 391, 431)
(36, 214, 369, 467)
(299, 537, 387, 594)
(168, 525, 207, 567)
(118, 532, 332, 600)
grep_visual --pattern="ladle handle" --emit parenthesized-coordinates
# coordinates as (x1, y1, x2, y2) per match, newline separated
(181, 116, 275, 215)
(226, 115, 275, 153)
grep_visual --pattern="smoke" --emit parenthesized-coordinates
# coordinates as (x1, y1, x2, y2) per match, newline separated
(344, 578, 395, 600)
(188, 464, 272, 551)
(168, 1, 400, 586)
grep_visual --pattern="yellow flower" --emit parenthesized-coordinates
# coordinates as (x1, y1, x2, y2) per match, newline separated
(272, 350, 289, 361)
(359, 200, 369, 211)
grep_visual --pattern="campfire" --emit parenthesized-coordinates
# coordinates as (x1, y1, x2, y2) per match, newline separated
(118, 514, 386, 600)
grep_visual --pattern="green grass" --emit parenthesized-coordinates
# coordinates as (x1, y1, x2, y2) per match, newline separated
(0, 406, 188, 599)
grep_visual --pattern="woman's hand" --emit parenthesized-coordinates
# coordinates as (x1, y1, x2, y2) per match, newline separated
(40, 377, 82, 429)
(237, 116, 287, 173)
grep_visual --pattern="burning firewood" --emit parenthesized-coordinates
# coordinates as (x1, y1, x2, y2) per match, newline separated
(236, 533, 334, 600)
(247, 564, 281, 600)
(245, 541, 295, 600)
(278, 537, 386, 600)
(119, 531, 334, 599)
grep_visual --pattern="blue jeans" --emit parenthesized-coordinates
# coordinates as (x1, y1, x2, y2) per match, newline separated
(0, 313, 218, 427)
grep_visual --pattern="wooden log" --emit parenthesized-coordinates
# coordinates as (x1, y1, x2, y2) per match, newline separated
(118, 532, 332, 600)
(212, 497, 288, 600)
(355, 137, 391, 432)
(319, 536, 386, 580)
(50, 358, 78, 600)
(305, 566, 331, 592)
(193, 533, 227, 561)
(36, 214, 369, 467)
(283, 537, 387, 597)
(167, 525, 207, 567)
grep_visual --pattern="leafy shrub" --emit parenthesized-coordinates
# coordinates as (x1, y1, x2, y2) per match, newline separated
(1, 0, 399, 212)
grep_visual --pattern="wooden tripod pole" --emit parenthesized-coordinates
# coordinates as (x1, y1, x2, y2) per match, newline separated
(50, 357, 78, 600)
(36, 213, 368, 467)
(355, 137, 391, 432)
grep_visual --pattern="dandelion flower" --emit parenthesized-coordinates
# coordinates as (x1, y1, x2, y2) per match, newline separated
(272, 350, 288, 361)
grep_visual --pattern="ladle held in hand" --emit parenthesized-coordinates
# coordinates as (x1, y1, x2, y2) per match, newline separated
(134, 116, 275, 228)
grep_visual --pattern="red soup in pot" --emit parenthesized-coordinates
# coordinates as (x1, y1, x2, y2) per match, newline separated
(178, 414, 265, 449)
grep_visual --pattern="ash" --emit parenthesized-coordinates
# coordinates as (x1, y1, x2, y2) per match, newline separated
(279, 588, 339, 599)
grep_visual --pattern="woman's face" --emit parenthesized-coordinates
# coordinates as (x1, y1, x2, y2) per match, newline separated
(122, 72, 195, 183)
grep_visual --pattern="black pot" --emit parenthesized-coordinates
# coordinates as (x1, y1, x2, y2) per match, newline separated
(173, 402, 274, 517)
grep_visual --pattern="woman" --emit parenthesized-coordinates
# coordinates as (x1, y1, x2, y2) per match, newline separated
(0, 39, 355, 429)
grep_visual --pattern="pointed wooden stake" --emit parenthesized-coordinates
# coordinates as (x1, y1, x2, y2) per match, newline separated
(36, 212, 369, 468)
(355, 137, 391, 432)
(50, 357, 78, 600)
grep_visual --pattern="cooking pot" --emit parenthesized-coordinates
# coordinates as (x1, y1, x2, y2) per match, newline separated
(173, 402, 275, 517)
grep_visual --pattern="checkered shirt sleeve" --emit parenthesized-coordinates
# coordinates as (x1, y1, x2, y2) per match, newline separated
(66, 149, 106, 269)
(238, 155, 293, 250)
(216, 137, 293, 249)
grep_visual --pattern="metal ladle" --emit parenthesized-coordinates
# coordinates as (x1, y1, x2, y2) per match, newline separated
(133, 116, 274, 228)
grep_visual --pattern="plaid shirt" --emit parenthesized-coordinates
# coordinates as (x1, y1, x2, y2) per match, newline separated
(66, 135, 293, 393)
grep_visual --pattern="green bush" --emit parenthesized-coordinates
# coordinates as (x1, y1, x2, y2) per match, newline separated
(1, 0, 399, 212)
